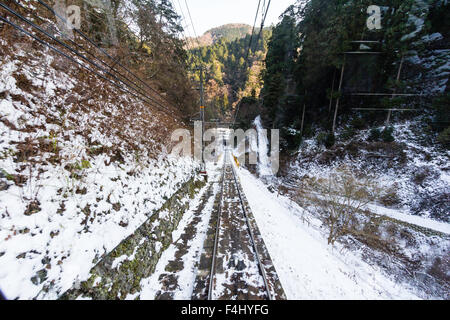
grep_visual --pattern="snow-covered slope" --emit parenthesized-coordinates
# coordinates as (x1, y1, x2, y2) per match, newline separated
(270, 119, 450, 299)
(0, 35, 198, 299)
(237, 166, 420, 299)
(288, 120, 449, 224)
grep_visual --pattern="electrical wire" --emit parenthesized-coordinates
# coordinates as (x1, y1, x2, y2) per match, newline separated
(0, 11, 182, 119)
(183, 0, 201, 49)
(0, 2, 170, 112)
(253, 0, 272, 55)
(11, 0, 167, 111)
(170, 0, 194, 51)
(234, 0, 267, 127)
(36, 0, 171, 106)
(244, 0, 262, 65)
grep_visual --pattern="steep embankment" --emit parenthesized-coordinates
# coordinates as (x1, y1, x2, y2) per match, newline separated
(283, 121, 450, 224)
(275, 120, 450, 299)
(0, 28, 198, 299)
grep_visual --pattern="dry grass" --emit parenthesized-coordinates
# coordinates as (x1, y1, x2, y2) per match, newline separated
(378, 184, 401, 207)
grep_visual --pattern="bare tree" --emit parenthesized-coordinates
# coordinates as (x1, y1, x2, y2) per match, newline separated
(313, 168, 376, 245)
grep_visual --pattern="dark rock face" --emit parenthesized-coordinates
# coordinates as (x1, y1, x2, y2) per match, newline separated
(60, 176, 205, 300)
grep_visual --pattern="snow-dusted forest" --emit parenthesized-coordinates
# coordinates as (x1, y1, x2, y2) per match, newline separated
(0, 0, 448, 302)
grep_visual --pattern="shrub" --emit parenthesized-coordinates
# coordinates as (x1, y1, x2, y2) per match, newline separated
(368, 128, 381, 142)
(324, 132, 335, 149)
(316, 132, 327, 145)
(311, 168, 375, 245)
(381, 126, 395, 143)
(411, 166, 438, 186)
(350, 117, 366, 130)
(411, 188, 450, 223)
(340, 126, 356, 141)
(76, 160, 91, 170)
(437, 127, 450, 149)
(432, 93, 450, 132)
(316, 131, 335, 148)
(379, 185, 401, 207)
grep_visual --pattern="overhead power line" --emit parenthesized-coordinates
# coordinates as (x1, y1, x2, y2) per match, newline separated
(1, 2, 165, 109)
(36, 0, 172, 107)
(183, 0, 202, 49)
(235, 0, 271, 127)
(244, 0, 262, 65)
(0, 3, 183, 120)
(170, 0, 194, 51)
(12, 0, 170, 112)
(0, 16, 159, 112)
(172, 0, 204, 74)
(253, 0, 272, 55)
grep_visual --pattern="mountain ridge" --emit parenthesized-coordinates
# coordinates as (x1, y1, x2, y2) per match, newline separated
(187, 23, 253, 48)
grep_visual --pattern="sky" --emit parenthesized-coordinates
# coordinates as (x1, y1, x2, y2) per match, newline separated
(172, 0, 296, 37)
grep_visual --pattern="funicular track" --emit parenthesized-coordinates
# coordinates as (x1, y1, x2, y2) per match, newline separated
(192, 151, 286, 300)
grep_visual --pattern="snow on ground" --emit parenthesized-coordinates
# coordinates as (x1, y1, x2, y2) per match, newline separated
(368, 203, 450, 235)
(139, 160, 222, 300)
(0, 44, 199, 299)
(236, 167, 420, 300)
(293, 120, 450, 225)
(307, 191, 450, 235)
(0, 153, 198, 300)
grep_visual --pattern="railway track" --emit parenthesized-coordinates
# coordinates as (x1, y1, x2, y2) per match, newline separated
(193, 151, 286, 300)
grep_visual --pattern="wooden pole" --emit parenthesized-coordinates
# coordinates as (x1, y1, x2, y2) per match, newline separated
(301, 90, 307, 137)
(328, 69, 336, 114)
(332, 57, 346, 133)
(300, 103, 306, 137)
(386, 55, 404, 126)
(199, 67, 205, 170)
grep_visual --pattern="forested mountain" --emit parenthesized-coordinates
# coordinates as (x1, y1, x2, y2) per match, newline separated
(187, 28, 272, 120)
(187, 23, 253, 48)
(257, 0, 450, 151)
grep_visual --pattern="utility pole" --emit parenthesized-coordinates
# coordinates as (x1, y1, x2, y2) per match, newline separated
(300, 90, 307, 137)
(197, 66, 206, 173)
(386, 55, 404, 126)
(332, 56, 346, 134)
(328, 69, 336, 114)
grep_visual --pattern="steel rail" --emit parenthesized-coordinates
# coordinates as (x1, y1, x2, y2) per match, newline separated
(207, 152, 227, 300)
(207, 150, 272, 300)
(229, 151, 273, 300)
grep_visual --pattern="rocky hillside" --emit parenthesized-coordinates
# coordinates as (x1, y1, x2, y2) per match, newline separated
(0, 7, 199, 299)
